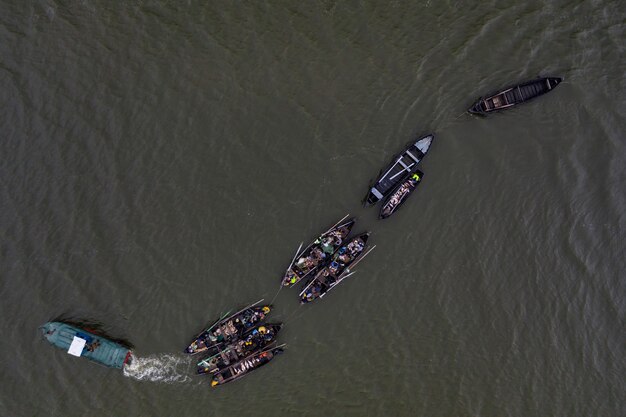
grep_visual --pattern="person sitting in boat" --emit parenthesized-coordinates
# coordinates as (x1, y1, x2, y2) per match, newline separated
(325, 274, 337, 286)
(321, 237, 335, 254)
(312, 247, 325, 261)
(256, 306, 270, 322)
(296, 256, 307, 268)
(338, 247, 351, 262)
(304, 283, 322, 301)
(233, 317, 244, 331)
(87, 340, 101, 352)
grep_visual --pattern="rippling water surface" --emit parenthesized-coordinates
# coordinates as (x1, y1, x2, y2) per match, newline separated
(1, 1, 624, 416)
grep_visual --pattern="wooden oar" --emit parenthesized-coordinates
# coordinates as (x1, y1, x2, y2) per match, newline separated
(197, 346, 232, 367)
(320, 271, 356, 298)
(217, 299, 264, 326)
(341, 245, 376, 276)
(288, 241, 304, 268)
(287, 214, 349, 270)
(194, 299, 265, 352)
(318, 245, 376, 299)
(299, 272, 321, 297)
(320, 213, 350, 237)
(203, 310, 231, 333)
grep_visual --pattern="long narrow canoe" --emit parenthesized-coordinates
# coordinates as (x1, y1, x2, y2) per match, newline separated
(379, 170, 424, 219)
(197, 323, 282, 375)
(210, 345, 284, 387)
(300, 232, 373, 304)
(468, 77, 563, 115)
(185, 300, 272, 355)
(40, 321, 132, 369)
(282, 215, 356, 287)
(364, 135, 433, 206)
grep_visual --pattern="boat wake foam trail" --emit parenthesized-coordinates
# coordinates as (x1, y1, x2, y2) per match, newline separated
(123, 354, 193, 383)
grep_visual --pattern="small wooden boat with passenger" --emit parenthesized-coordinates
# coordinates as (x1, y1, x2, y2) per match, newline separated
(185, 300, 272, 355)
(197, 323, 282, 375)
(364, 134, 433, 207)
(468, 77, 563, 115)
(282, 215, 356, 287)
(379, 169, 424, 219)
(210, 345, 285, 387)
(300, 232, 375, 304)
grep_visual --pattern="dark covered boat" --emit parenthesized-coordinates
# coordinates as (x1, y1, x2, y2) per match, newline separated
(185, 300, 272, 355)
(300, 232, 375, 304)
(379, 170, 424, 220)
(40, 322, 133, 369)
(210, 345, 285, 387)
(282, 215, 356, 287)
(197, 323, 282, 375)
(468, 77, 563, 115)
(364, 134, 433, 207)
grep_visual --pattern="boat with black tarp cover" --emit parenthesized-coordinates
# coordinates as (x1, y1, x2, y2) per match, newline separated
(364, 134, 433, 207)
(282, 215, 356, 287)
(379, 170, 424, 219)
(468, 77, 563, 115)
(300, 232, 375, 304)
(185, 300, 271, 355)
(210, 345, 285, 387)
(197, 323, 282, 375)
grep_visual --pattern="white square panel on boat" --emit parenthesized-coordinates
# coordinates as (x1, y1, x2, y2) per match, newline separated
(67, 336, 86, 357)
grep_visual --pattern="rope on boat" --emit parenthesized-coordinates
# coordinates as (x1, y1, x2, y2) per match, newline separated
(269, 284, 282, 305)
(283, 304, 311, 325)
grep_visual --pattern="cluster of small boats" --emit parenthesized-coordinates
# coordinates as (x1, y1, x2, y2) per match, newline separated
(365, 134, 432, 219)
(39, 76, 563, 388)
(184, 300, 284, 387)
(184, 75, 564, 386)
(281, 217, 376, 303)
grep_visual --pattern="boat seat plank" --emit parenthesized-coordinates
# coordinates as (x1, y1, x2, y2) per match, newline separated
(405, 150, 420, 163)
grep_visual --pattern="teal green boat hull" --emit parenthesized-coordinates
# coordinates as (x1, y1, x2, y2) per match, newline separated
(40, 322, 132, 369)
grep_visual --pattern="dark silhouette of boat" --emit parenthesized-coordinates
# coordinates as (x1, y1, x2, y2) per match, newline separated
(300, 232, 375, 304)
(364, 135, 433, 206)
(468, 77, 563, 115)
(379, 170, 424, 219)
(197, 323, 282, 375)
(210, 345, 285, 387)
(185, 300, 272, 355)
(282, 215, 356, 287)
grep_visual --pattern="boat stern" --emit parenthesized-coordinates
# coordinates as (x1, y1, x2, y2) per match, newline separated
(122, 350, 133, 367)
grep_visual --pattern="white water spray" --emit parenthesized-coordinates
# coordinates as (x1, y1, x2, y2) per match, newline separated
(123, 354, 193, 383)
